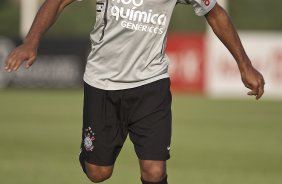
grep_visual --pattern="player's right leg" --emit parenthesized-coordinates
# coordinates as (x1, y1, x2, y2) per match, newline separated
(79, 82, 128, 183)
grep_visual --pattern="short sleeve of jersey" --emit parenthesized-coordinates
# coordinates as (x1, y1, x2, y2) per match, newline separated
(177, 0, 217, 16)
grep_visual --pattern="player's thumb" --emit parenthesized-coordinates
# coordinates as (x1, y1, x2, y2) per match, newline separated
(247, 88, 258, 96)
(25, 56, 36, 69)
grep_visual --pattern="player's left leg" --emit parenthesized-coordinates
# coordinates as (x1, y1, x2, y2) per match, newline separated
(125, 78, 172, 184)
(139, 160, 167, 184)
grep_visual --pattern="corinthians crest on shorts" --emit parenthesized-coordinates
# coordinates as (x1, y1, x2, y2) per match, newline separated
(83, 126, 95, 151)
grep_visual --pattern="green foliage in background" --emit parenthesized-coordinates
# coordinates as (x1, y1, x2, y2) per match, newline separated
(0, 90, 281, 184)
(0, 0, 282, 39)
(229, 0, 282, 31)
(0, 0, 20, 38)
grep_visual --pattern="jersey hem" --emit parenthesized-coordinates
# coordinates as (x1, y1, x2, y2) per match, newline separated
(83, 73, 170, 90)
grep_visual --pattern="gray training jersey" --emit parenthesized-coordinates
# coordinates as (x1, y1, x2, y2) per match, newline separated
(81, 0, 217, 90)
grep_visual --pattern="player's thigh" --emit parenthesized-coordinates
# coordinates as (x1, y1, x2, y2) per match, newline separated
(128, 79, 172, 161)
(80, 82, 128, 166)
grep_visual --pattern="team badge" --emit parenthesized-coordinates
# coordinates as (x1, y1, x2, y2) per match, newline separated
(202, 0, 210, 6)
(84, 127, 95, 151)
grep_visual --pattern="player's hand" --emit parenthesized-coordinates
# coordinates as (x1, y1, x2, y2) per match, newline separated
(240, 65, 265, 100)
(4, 42, 38, 72)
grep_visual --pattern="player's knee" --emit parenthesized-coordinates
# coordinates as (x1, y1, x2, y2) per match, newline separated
(142, 168, 166, 182)
(140, 162, 166, 182)
(84, 162, 113, 183)
(87, 174, 110, 183)
(86, 169, 112, 183)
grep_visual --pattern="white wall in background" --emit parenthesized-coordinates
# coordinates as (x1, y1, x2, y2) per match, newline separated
(206, 32, 282, 99)
(20, 0, 40, 38)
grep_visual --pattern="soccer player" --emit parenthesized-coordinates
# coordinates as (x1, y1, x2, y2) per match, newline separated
(5, 0, 265, 184)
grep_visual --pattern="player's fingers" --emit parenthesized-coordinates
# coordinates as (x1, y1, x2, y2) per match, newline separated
(12, 59, 24, 71)
(4, 60, 12, 72)
(256, 81, 265, 100)
(5, 53, 17, 72)
(10, 54, 24, 71)
(5, 49, 25, 71)
(4, 57, 10, 70)
(6, 58, 18, 72)
(256, 90, 263, 100)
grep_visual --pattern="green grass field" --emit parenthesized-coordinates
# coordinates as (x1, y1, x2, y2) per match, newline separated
(0, 89, 281, 184)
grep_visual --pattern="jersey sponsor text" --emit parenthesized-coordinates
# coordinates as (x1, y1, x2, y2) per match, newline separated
(111, 0, 167, 34)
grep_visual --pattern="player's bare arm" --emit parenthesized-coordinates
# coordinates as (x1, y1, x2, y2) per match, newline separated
(4, 0, 76, 72)
(205, 3, 265, 100)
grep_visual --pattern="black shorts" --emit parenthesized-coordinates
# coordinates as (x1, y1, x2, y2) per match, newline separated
(80, 78, 172, 166)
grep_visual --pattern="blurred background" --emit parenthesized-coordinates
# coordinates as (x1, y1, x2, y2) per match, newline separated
(0, 0, 281, 184)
